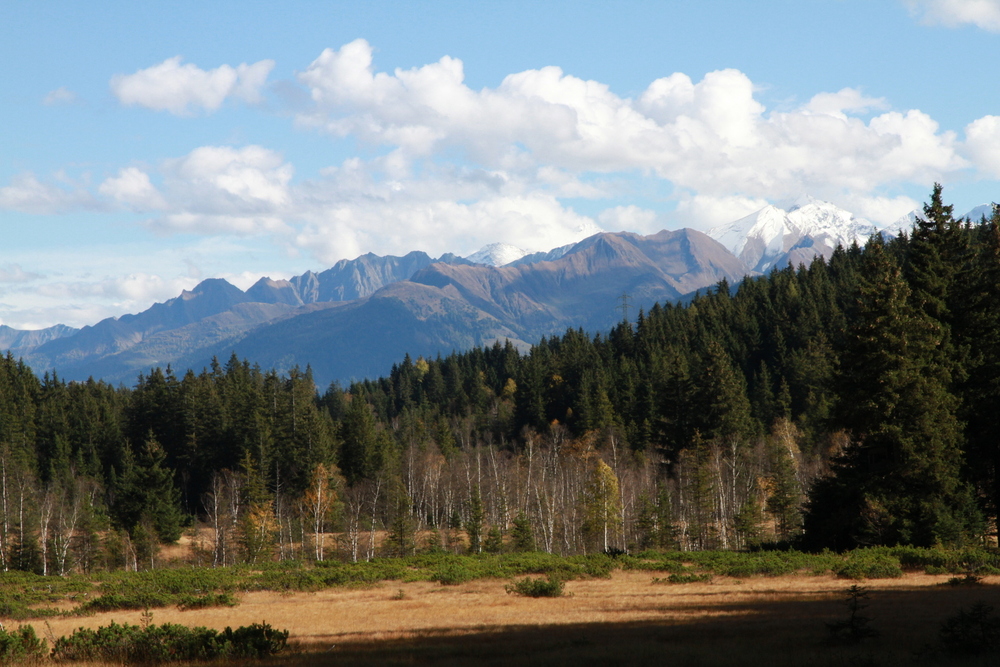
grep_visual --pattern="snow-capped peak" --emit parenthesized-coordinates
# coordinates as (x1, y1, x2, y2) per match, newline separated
(961, 204, 995, 223)
(708, 198, 878, 272)
(465, 243, 529, 267)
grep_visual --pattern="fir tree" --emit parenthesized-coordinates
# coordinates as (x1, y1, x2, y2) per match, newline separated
(803, 236, 981, 549)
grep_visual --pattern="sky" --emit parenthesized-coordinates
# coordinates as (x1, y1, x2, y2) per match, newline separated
(2, 0, 1000, 330)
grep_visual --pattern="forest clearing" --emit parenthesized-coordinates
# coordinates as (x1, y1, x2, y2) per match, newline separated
(27, 570, 1000, 666)
(3, 546, 1000, 665)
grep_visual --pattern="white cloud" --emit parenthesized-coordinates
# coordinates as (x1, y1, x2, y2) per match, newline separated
(804, 88, 889, 118)
(294, 40, 970, 205)
(99, 167, 166, 210)
(110, 56, 275, 115)
(965, 115, 1000, 178)
(166, 146, 292, 207)
(0, 236, 282, 329)
(293, 169, 602, 264)
(43, 87, 78, 106)
(0, 264, 42, 284)
(904, 0, 1000, 32)
(140, 145, 294, 235)
(835, 194, 921, 226)
(597, 205, 661, 235)
(672, 194, 772, 230)
(0, 173, 98, 214)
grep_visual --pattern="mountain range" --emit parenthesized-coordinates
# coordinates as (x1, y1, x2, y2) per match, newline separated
(2, 199, 982, 388)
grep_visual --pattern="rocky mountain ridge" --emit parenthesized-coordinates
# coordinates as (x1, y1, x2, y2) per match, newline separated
(5, 198, 988, 386)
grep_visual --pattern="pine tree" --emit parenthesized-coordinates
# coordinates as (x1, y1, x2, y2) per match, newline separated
(803, 236, 982, 549)
(111, 433, 183, 544)
(465, 486, 484, 554)
(339, 394, 384, 485)
(956, 206, 1000, 523)
(511, 511, 535, 552)
(484, 525, 504, 553)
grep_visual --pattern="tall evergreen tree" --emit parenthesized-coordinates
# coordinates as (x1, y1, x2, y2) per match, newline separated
(803, 236, 981, 549)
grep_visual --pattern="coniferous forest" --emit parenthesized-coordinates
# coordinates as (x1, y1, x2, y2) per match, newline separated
(2, 187, 1000, 574)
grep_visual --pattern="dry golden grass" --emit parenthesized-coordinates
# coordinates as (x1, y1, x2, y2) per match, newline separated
(33, 571, 1000, 666)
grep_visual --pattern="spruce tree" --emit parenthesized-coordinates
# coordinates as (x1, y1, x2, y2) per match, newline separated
(803, 236, 981, 549)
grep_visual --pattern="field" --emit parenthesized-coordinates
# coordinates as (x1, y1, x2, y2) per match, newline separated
(25, 568, 1000, 665)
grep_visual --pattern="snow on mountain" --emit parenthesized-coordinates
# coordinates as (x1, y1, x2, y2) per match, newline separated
(708, 198, 879, 272)
(508, 243, 575, 267)
(465, 243, 529, 266)
(884, 209, 919, 236)
(961, 204, 995, 222)
(882, 203, 993, 238)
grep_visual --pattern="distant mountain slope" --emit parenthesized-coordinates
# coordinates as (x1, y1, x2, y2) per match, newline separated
(0, 324, 77, 351)
(17, 251, 469, 383)
(300, 250, 470, 302)
(10, 227, 752, 386)
(192, 283, 528, 385)
(181, 228, 750, 386)
(507, 243, 574, 267)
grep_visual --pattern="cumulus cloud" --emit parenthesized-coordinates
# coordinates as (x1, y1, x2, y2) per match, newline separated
(672, 195, 772, 230)
(293, 40, 969, 208)
(99, 167, 167, 210)
(804, 88, 889, 118)
(43, 87, 78, 106)
(137, 145, 294, 235)
(292, 162, 602, 263)
(597, 206, 661, 235)
(965, 115, 1000, 178)
(111, 56, 275, 115)
(904, 0, 1000, 32)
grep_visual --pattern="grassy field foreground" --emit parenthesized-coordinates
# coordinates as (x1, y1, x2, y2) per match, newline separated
(23, 570, 1000, 666)
(4, 548, 1000, 664)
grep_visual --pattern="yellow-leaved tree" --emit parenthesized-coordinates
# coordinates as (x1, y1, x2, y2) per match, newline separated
(582, 459, 622, 553)
(302, 462, 342, 561)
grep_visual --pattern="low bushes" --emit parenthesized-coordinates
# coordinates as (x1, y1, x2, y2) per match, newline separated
(431, 561, 476, 586)
(505, 575, 564, 597)
(0, 625, 46, 663)
(50, 621, 288, 663)
(835, 551, 903, 580)
(652, 573, 712, 584)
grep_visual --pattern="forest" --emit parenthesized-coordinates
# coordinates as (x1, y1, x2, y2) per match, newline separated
(1, 186, 999, 574)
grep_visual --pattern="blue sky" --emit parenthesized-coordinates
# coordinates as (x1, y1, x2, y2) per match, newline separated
(2, 0, 1000, 329)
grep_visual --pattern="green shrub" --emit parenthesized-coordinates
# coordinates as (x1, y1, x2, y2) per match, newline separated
(0, 625, 47, 663)
(218, 622, 290, 659)
(505, 575, 564, 598)
(78, 592, 172, 613)
(432, 561, 475, 586)
(663, 573, 712, 584)
(835, 551, 903, 580)
(581, 553, 614, 578)
(51, 620, 288, 663)
(177, 592, 238, 610)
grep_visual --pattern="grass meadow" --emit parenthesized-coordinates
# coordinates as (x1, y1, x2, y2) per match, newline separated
(3, 546, 1000, 664)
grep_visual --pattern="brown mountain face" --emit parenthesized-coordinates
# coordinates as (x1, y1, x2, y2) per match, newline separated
(405, 228, 750, 336)
(210, 229, 752, 385)
(16, 229, 752, 386)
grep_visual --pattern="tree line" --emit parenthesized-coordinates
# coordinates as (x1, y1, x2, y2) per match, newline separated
(1, 186, 998, 573)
